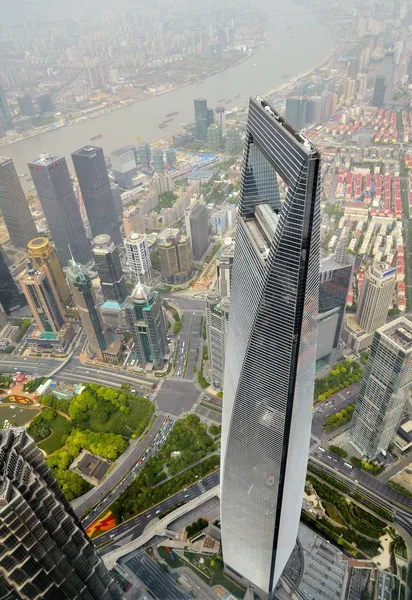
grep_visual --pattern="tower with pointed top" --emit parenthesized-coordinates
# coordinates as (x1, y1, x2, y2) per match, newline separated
(125, 283, 168, 368)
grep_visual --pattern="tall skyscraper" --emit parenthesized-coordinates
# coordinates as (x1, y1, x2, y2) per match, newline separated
(125, 283, 168, 368)
(152, 149, 165, 173)
(317, 253, 353, 367)
(19, 266, 66, 333)
(206, 289, 230, 389)
(93, 234, 128, 303)
(158, 228, 193, 283)
(194, 98, 209, 140)
(0, 247, 25, 314)
(185, 202, 209, 261)
(0, 428, 123, 600)
(17, 94, 35, 116)
(72, 146, 122, 246)
(215, 106, 227, 135)
(216, 240, 235, 297)
(27, 236, 71, 307)
(110, 180, 123, 222)
(136, 142, 152, 171)
(350, 318, 412, 459)
(165, 147, 177, 169)
(207, 124, 223, 152)
(345, 262, 396, 352)
(371, 76, 386, 107)
(37, 94, 53, 113)
(220, 97, 321, 597)
(28, 154, 91, 266)
(0, 157, 37, 247)
(0, 85, 13, 131)
(66, 259, 121, 362)
(124, 232, 152, 285)
(285, 97, 307, 130)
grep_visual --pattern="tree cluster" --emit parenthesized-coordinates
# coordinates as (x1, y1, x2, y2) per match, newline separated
(350, 456, 383, 475)
(315, 359, 363, 402)
(329, 445, 348, 458)
(27, 407, 56, 441)
(186, 518, 208, 538)
(323, 403, 355, 432)
(23, 377, 46, 393)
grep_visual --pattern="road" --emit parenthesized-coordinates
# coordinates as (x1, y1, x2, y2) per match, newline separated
(185, 313, 202, 379)
(311, 382, 361, 439)
(174, 315, 193, 378)
(123, 552, 189, 600)
(166, 295, 205, 313)
(95, 471, 220, 551)
(0, 356, 61, 376)
(74, 416, 168, 519)
(54, 365, 154, 397)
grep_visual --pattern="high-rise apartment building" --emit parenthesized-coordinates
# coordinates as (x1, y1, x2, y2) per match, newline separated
(285, 97, 307, 130)
(125, 283, 168, 368)
(152, 149, 165, 173)
(0, 85, 13, 131)
(220, 97, 321, 597)
(123, 205, 145, 236)
(0, 248, 25, 314)
(152, 173, 174, 196)
(19, 266, 66, 333)
(110, 148, 137, 190)
(207, 124, 223, 152)
(345, 262, 396, 352)
(72, 146, 122, 247)
(165, 147, 177, 168)
(206, 289, 230, 389)
(124, 232, 152, 285)
(28, 154, 91, 266)
(350, 318, 412, 459)
(0, 428, 123, 600)
(110, 181, 123, 222)
(27, 236, 71, 307)
(194, 98, 213, 141)
(216, 239, 235, 297)
(317, 254, 353, 367)
(185, 202, 209, 261)
(0, 157, 37, 247)
(66, 259, 121, 363)
(158, 228, 193, 283)
(372, 76, 386, 107)
(93, 234, 128, 303)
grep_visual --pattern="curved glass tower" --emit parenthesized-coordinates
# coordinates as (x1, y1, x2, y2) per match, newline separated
(220, 97, 321, 598)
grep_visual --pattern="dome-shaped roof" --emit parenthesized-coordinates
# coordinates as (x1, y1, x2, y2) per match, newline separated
(131, 282, 152, 302)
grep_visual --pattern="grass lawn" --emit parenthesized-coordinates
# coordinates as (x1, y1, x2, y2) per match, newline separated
(158, 546, 185, 568)
(323, 501, 346, 527)
(38, 414, 72, 455)
(182, 552, 246, 598)
(86, 396, 153, 438)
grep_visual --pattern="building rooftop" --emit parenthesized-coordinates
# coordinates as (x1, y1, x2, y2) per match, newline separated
(244, 203, 279, 261)
(111, 147, 133, 157)
(72, 145, 99, 157)
(30, 153, 60, 166)
(381, 318, 412, 351)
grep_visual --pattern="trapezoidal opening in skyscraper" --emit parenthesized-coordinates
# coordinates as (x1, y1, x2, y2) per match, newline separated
(220, 96, 321, 599)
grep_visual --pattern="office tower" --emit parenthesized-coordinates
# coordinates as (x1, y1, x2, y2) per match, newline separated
(110, 181, 123, 222)
(285, 97, 307, 130)
(86, 60, 106, 89)
(317, 254, 353, 367)
(152, 149, 165, 173)
(216, 239, 235, 297)
(19, 266, 66, 333)
(124, 232, 152, 285)
(207, 124, 223, 152)
(0, 428, 123, 600)
(28, 154, 91, 266)
(66, 259, 121, 362)
(123, 205, 145, 236)
(111, 148, 137, 189)
(194, 98, 209, 140)
(371, 76, 386, 107)
(0, 85, 13, 131)
(226, 128, 243, 154)
(345, 263, 396, 352)
(93, 234, 128, 303)
(215, 106, 226, 135)
(17, 94, 35, 116)
(350, 318, 412, 459)
(0, 157, 37, 247)
(0, 303, 8, 330)
(37, 93, 53, 113)
(28, 236, 71, 307)
(136, 142, 152, 171)
(153, 173, 174, 196)
(125, 283, 168, 368)
(207, 108, 214, 128)
(158, 228, 193, 283)
(0, 247, 25, 314)
(206, 289, 230, 389)
(72, 146, 122, 247)
(185, 202, 209, 261)
(166, 147, 177, 168)
(220, 97, 321, 597)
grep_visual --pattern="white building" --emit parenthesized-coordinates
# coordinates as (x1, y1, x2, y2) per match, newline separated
(124, 232, 152, 285)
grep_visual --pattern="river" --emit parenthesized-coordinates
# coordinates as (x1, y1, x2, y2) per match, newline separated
(3, 0, 333, 189)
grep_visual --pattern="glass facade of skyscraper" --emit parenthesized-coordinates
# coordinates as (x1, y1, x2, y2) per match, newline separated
(220, 97, 321, 598)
